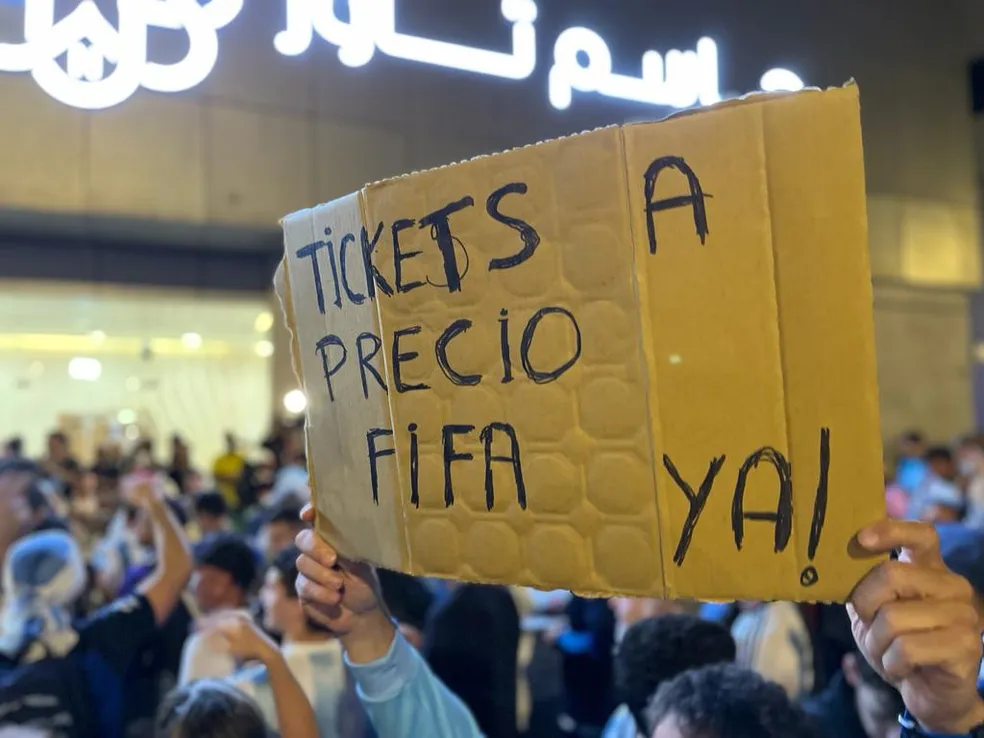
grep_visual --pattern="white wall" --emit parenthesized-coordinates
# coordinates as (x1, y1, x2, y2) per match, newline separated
(0, 351, 271, 468)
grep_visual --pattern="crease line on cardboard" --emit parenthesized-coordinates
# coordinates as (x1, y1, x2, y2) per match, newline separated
(615, 124, 669, 598)
(757, 103, 804, 596)
(357, 188, 414, 573)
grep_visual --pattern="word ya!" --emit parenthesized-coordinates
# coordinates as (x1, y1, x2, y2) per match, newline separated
(1, 0, 804, 110)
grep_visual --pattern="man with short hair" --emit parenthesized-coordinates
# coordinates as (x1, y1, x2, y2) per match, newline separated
(178, 532, 259, 684)
(194, 491, 230, 536)
(258, 503, 304, 562)
(603, 614, 736, 738)
(646, 663, 816, 738)
(226, 545, 360, 737)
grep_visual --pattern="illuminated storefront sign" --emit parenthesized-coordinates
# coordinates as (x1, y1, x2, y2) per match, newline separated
(0, 0, 804, 111)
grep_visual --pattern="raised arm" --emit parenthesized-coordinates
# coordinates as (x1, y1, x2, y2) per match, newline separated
(210, 612, 319, 738)
(130, 475, 193, 625)
(294, 505, 484, 738)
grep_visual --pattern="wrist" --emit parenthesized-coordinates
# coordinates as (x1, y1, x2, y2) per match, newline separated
(918, 700, 984, 735)
(340, 609, 397, 665)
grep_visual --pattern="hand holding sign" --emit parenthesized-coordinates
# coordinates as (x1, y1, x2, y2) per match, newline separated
(849, 520, 984, 734)
(295, 505, 395, 664)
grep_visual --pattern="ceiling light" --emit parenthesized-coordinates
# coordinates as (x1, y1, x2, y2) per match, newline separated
(68, 357, 101, 382)
(181, 332, 203, 350)
(283, 389, 307, 414)
(89, 330, 107, 345)
(254, 311, 274, 333)
(117, 408, 136, 425)
(254, 340, 274, 358)
(124, 424, 141, 440)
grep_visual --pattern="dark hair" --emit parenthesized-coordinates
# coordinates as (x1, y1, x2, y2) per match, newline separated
(268, 544, 329, 633)
(265, 503, 303, 528)
(47, 432, 68, 445)
(156, 679, 268, 738)
(616, 614, 736, 735)
(926, 446, 954, 463)
(194, 533, 258, 592)
(4, 437, 23, 455)
(269, 544, 302, 598)
(646, 663, 817, 738)
(195, 491, 228, 518)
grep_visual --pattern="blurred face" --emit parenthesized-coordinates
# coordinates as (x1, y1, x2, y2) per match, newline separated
(929, 456, 957, 482)
(198, 512, 225, 535)
(264, 521, 299, 560)
(191, 564, 234, 614)
(260, 569, 295, 635)
(47, 436, 67, 459)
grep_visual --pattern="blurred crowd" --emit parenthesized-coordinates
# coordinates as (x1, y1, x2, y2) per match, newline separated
(0, 424, 982, 738)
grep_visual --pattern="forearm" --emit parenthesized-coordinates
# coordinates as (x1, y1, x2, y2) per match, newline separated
(347, 629, 483, 738)
(264, 653, 318, 738)
(341, 610, 397, 664)
(149, 499, 192, 583)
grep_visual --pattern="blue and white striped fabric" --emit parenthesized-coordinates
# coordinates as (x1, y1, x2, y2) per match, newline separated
(233, 639, 347, 737)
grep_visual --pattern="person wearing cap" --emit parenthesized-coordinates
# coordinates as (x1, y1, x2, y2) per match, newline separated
(0, 471, 191, 737)
(178, 531, 260, 684)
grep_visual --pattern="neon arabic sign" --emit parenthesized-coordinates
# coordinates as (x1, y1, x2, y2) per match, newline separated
(0, 0, 805, 111)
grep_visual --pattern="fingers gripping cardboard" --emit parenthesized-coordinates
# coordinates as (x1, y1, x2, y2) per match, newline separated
(276, 84, 885, 602)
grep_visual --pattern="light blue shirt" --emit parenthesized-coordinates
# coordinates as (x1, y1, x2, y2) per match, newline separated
(347, 631, 484, 738)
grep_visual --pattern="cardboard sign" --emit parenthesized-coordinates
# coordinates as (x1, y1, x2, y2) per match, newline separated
(276, 84, 885, 602)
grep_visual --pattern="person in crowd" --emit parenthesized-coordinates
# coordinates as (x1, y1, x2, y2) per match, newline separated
(158, 613, 317, 738)
(802, 649, 904, 738)
(603, 614, 737, 738)
(550, 595, 617, 737)
(0, 472, 191, 737)
(268, 425, 309, 507)
(423, 582, 521, 738)
(168, 435, 195, 495)
(957, 435, 984, 528)
(257, 502, 305, 562)
(645, 663, 817, 738)
(731, 599, 814, 700)
(3, 437, 24, 460)
(910, 446, 964, 521)
(895, 431, 928, 494)
(213, 432, 246, 511)
(224, 544, 360, 736)
(179, 531, 259, 684)
(40, 431, 81, 499)
(194, 490, 231, 537)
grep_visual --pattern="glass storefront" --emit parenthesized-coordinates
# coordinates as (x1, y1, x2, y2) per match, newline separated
(0, 280, 272, 467)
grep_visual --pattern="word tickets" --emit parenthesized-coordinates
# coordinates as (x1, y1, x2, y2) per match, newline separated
(276, 83, 885, 603)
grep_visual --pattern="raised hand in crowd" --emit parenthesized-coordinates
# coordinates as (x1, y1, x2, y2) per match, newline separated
(850, 519, 984, 735)
(205, 611, 319, 738)
(294, 503, 484, 738)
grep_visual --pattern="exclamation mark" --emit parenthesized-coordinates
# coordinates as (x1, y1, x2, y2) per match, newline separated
(800, 427, 831, 587)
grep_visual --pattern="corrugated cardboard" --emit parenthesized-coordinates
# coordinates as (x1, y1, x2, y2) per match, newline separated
(276, 84, 885, 602)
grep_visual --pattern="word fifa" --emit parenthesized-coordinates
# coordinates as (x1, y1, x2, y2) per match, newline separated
(1, 0, 805, 110)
